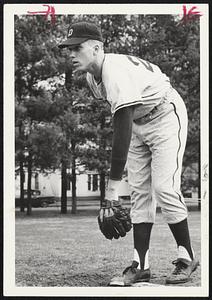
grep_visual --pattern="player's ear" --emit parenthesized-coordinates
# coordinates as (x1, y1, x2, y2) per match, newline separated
(93, 44, 99, 56)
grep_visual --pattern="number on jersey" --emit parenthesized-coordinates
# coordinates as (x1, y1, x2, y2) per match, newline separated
(126, 55, 154, 72)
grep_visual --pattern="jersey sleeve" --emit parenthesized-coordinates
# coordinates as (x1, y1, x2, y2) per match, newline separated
(110, 106, 134, 180)
(102, 64, 142, 115)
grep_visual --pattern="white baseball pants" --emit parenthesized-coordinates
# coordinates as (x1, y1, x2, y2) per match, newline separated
(127, 88, 188, 224)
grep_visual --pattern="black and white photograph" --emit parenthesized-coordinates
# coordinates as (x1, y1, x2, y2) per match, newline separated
(3, 3, 209, 297)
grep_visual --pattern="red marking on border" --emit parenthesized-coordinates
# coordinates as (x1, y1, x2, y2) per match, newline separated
(27, 5, 56, 24)
(178, 5, 202, 25)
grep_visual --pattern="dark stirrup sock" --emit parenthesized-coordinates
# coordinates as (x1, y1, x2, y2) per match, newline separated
(133, 223, 153, 269)
(168, 218, 194, 260)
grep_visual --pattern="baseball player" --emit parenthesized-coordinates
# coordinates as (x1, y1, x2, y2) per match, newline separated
(59, 21, 199, 285)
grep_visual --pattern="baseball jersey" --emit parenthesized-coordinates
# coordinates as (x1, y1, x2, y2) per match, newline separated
(86, 53, 171, 117)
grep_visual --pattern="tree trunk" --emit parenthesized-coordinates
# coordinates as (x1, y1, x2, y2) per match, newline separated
(71, 143, 77, 214)
(138, 15, 143, 57)
(100, 172, 105, 207)
(19, 124, 25, 212)
(26, 154, 32, 216)
(198, 147, 201, 210)
(61, 160, 67, 214)
(20, 158, 25, 212)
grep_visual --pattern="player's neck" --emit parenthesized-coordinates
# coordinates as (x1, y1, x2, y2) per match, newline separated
(88, 53, 105, 83)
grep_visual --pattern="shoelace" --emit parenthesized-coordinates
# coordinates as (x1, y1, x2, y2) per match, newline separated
(172, 260, 188, 275)
(123, 261, 139, 275)
(123, 266, 137, 275)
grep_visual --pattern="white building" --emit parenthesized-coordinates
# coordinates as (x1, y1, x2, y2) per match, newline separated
(15, 169, 130, 199)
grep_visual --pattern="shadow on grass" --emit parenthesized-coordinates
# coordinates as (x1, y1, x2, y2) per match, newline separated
(15, 203, 200, 219)
(15, 208, 99, 219)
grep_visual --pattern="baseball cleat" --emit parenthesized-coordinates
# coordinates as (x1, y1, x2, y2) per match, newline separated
(109, 261, 151, 286)
(166, 258, 199, 284)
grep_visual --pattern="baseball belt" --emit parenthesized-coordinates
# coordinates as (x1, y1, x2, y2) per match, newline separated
(133, 88, 174, 125)
(133, 101, 166, 125)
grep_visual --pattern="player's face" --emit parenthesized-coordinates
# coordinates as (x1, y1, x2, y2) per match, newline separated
(68, 42, 95, 73)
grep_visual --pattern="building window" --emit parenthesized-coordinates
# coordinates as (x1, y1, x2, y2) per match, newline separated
(93, 174, 98, 191)
(67, 174, 72, 191)
(88, 174, 91, 191)
(88, 174, 99, 191)
(35, 173, 39, 189)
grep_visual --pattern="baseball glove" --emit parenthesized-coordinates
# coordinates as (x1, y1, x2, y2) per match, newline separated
(98, 199, 132, 240)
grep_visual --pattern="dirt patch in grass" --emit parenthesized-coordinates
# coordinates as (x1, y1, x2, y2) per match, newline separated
(15, 209, 201, 287)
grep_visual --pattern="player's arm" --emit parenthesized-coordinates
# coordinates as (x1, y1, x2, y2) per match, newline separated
(106, 105, 134, 200)
(98, 106, 134, 240)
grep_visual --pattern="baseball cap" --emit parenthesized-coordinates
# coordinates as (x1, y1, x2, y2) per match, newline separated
(58, 21, 103, 49)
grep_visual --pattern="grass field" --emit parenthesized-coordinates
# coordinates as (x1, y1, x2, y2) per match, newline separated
(15, 208, 201, 287)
